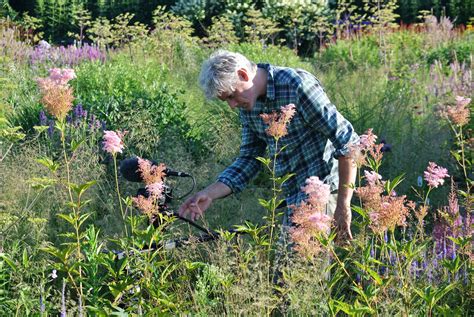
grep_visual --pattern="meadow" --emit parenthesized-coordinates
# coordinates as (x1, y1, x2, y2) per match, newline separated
(0, 3, 472, 316)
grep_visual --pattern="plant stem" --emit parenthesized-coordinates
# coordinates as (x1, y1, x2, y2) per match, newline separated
(113, 154, 128, 236)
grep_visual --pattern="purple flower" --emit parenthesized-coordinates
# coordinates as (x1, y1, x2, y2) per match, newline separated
(74, 104, 85, 119)
(39, 111, 48, 125)
(47, 120, 55, 137)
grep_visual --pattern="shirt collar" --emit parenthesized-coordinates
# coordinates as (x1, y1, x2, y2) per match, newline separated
(257, 63, 275, 101)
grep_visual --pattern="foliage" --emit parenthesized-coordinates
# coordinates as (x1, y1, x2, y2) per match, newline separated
(0, 6, 472, 314)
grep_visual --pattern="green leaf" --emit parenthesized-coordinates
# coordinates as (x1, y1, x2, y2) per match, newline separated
(35, 157, 60, 173)
(384, 173, 405, 194)
(354, 261, 383, 285)
(33, 125, 49, 134)
(58, 213, 77, 225)
(0, 253, 17, 271)
(70, 180, 97, 197)
(27, 177, 57, 189)
(22, 249, 29, 269)
(71, 138, 85, 152)
(255, 156, 271, 166)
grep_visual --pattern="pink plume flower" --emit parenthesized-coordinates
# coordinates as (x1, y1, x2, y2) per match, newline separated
(260, 103, 297, 139)
(308, 212, 332, 232)
(301, 176, 330, 206)
(424, 162, 449, 188)
(146, 181, 165, 200)
(364, 170, 382, 186)
(102, 130, 125, 155)
(48, 68, 76, 86)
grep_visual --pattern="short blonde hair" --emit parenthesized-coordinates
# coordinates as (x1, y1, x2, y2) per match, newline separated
(199, 50, 256, 99)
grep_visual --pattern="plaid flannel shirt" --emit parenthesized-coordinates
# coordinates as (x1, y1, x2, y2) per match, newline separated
(217, 63, 359, 205)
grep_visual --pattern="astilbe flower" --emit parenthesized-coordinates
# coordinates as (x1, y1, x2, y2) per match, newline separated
(36, 68, 76, 120)
(355, 171, 413, 234)
(102, 130, 126, 155)
(132, 157, 167, 219)
(260, 104, 296, 139)
(423, 162, 449, 188)
(445, 96, 471, 126)
(290, 176, 332, 258)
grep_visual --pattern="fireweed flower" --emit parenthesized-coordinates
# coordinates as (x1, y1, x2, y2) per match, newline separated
(290, 176, 332, 258)
(260, 103, 296, 139)
(423, 162, 449, 188)
(102, 130, 126, 155)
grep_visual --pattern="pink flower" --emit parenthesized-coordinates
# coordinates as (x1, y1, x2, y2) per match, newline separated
(364, 170, 382, 186)
(102, 130, 125, 155)
(281, 103, 296, 122)
(146, 181, 165, 199)
(424, 162, 449, 188)
(260, 103, 297, 139)
(48, 68, 76, 86)
(308, 212, 332, 232)
(359, 128, 377, 151)
(301, 176, 330, 206)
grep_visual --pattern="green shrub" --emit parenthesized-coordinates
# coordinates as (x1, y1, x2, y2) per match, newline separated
(426, 36, 474, 65)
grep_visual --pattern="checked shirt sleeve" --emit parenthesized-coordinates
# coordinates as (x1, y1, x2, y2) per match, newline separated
(296, 74, 358, 158)
(217, 119, 266, 193)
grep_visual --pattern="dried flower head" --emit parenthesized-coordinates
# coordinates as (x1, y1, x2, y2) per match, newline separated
(260, 103, 296, 139)
(424, 162, 449, 188)
(102, 130, 126, 155)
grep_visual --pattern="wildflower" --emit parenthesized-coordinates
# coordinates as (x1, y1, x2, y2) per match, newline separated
(102, 130, 125, 155)
(368, 195, 411, 234)
(137, 157, 166, 185)
(260, 103, 296, 139)
(37, 79, 75, 120)
(364, 170, 382, 186)
(51, 269, 57, 279)
(36, 68, 76, 120)
(132, 195, 157, 220)
(423, 162, 449, 188)
(146, 181, 165, 200)
(290, 176, 332, 258)
(349, 128, 383, 167)
(39, 111, 48, 126)
(359, 128, 377, 151)
(48, 68, 76, 86)
(445, 96, 471, 126)
(301, 176, 331, 206)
